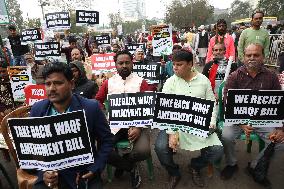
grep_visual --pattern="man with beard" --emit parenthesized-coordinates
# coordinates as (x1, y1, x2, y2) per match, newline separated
(238, 10, 270, 61)
(220, 44, 284, 188)
(202, 43, 238, 98)
(95, 50, 150, 189)
(206, 19, 235, 63)
(70, 61, 98, 99)
(24, 53, 44, 84)
(31, 62, 113, 189)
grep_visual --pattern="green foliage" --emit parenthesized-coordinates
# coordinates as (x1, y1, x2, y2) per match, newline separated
(23, 18, 41, 29)
(165, 0, 214, 29)
(5, 0, 24, 30)
(108, 13, 123, 30)
(230, 0, 253, 21)
(257, 0, 284, 20)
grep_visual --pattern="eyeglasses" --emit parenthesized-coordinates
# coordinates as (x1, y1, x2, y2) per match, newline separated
(213, 49, 225, 52)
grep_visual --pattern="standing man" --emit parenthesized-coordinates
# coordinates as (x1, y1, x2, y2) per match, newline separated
(31, 62, 113, 189)
(238, 10, 270, 61)
(195, 25, 209, 66)
(96, 50, 151, 189)
(206, 19, 235, 63)
(24, 53, 44, 84)
(7, 25, 29, 66)
(221, 44, 284, 188)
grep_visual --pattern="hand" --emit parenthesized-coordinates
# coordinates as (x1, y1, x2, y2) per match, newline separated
(128, 127, 142, 142)
(269, 129, 284, 143)
(240, 124, 254, 137)
(43, 171, 58, 188)
(168, 134, 178, 152)
(81, 171, 95, 180)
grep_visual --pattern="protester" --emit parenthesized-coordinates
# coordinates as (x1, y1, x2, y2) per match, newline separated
(221, 44, 284, 188)
(155, 49, 223, 189)
(202, 43, 238, 97)
(70, 61, 98, 99)
(195, 25, 209, 66)
(31, 62, 113, 189)
(95, 50, 151, 189)
(206, 19, 235, 63)
(238, 10, 270, 61)
(111, 43, 120, 53)
(71, 48, 83, 62)
(7, 25, 29, 66)
(24, 53, 44, 84)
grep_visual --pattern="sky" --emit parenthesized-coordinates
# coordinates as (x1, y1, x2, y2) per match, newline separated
(18, 0, 235, 25)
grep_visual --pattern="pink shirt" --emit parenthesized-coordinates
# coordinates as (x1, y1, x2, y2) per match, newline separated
(206, 33, 235, 63)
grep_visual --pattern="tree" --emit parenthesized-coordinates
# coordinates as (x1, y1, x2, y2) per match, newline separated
(5, 0, 24, 30)
(23, 18, 41, 29)
(229, 0, 253, 21)
(108, 13, 123, 30)
(165, 0, 214, 29)
(39, 0, 90, 11)
(257, 0, 284, 20)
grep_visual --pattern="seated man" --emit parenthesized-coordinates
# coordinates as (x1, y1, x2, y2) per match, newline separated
(24, 53, 45, 84)
(31, 62, 113, 189)
(202, 43, 238, 98)
(70, 61, 98, 99)
(96, 50, 151, 189)
(221, 44, 284, 187)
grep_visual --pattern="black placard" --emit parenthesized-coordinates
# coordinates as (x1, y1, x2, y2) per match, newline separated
(153, 93, 215, 138)
(125, 43, 146, 55)
(94, 35, 110, 45)
(225, 90, 284, 127)
(133, 61, 161, 84)
(45, 12, 70, 29)
(108, 92, 155, 128)
(34, 42, 60, 58)
(21, 28, 41, 42)
(76, 10, 99, 25)
(8, 110, 94, 171)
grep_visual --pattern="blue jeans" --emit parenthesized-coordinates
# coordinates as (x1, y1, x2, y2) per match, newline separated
(13, 55, 26, 66)
(155, 130, 223, 176)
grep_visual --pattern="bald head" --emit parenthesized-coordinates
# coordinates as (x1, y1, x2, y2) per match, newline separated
(244, 44, 265, 72)
(71, 48, 82, 61)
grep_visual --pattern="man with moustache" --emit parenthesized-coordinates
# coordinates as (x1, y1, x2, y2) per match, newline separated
(221, 44, 284, 188)
(238, 10, 270, 61)
(95, 50, 150, 189)
(31, 62, 113, 189)
(206, 19, 235, 63)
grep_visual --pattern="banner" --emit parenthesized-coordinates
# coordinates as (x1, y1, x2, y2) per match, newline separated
(76, 10, 99, 26)
(24, 84, 47, 105)
(224, 90, 284, 127)
(133, 61, 161, 84)
(21, 28, 42, 43)
(125, 43, 146, 55)
(8, 66, 32, 102)
(94, 35, 110, 45)
(8, 110, 94, 171)
(152, 25, 173, 56)
(153, 93, 215, 138)
(0, 0, 9, 25)
(108, 92, 155, 128)
(45, 12, 70, 29)
(90, 53, 116, 74)
(34, 42, 60, 59)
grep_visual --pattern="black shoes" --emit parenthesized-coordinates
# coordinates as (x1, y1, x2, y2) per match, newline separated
(130, 164, 141, 189)
(246, 163, 271, 189)
(220, 164, 239, 180)
(190, 167, 205, 187)
(168, 175, 181, 189)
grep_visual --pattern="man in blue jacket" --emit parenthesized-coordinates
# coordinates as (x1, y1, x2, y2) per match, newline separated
(31, 62, 113, 189)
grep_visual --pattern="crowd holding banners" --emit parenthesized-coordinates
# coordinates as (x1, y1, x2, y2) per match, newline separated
(7, 66, 32, 102)
(45, 12, 71, 29)
(151, 25, 173, 56)
(108, 92, 155, 128)
(224, 89, 284, 127)
(75, 10, 99, 26)
(125, 43, 146, 55)
(8, 110, 94, 171)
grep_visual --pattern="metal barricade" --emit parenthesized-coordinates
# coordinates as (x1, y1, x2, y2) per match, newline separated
(267, 34, 282, 67)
